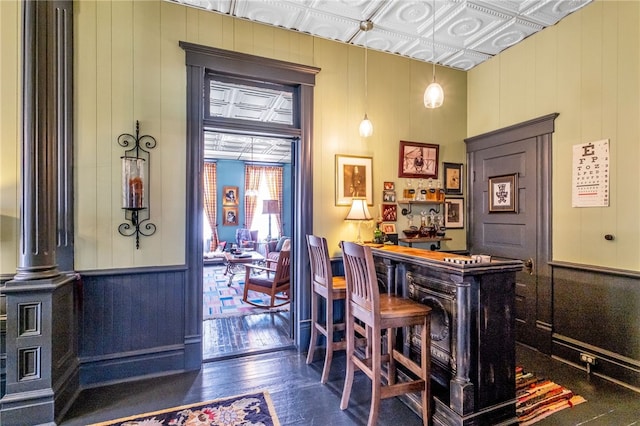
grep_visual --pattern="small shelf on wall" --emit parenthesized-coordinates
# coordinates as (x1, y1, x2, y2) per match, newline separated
(397, 199, 444, 215)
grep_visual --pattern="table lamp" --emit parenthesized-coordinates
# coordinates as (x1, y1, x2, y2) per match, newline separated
(262, 199, 279, 241)
(345, 197, 372, 243)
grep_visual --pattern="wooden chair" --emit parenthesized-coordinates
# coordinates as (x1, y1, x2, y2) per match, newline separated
(242, 250, 290, 308)
(340, 241, 431, 426)
(305, 234, 347, 384)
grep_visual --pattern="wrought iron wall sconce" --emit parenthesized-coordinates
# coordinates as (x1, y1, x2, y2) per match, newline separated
(117, 120, 157, 249)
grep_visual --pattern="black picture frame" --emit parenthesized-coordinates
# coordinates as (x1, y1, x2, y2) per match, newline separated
(445, 198, 464, 228)
(443, 162, 463, 195)
(488, 173, 518, 213)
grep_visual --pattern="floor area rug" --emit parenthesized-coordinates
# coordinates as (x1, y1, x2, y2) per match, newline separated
(90, 391, 280, 426)
(204, 265, 289, 319)
(516, 366, 586, 425)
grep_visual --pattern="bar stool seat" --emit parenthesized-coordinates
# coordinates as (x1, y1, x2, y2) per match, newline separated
(306, 235, 347, 384)
(340, 241, 431, 426)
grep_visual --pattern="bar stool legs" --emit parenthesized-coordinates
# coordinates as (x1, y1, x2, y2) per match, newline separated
(340, 241, 431, 426)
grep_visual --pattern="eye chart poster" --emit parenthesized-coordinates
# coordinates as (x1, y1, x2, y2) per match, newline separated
(572, 139, 609, 207)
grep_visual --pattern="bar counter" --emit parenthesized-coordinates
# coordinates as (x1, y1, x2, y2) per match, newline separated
(368, 245, 523, 426)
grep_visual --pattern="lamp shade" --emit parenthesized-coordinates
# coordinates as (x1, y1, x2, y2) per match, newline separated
(345, 198, 373, 221)
(424, 80, 444, 108)
(359, 114, 373, 138)
(263, 199, 279, 214)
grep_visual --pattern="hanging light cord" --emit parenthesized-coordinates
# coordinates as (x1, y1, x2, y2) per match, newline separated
(432, 0, 436, 81)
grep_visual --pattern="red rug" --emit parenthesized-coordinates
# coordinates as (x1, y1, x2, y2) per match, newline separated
(90, 391, 280, 426)
(516, 366, 586, 425)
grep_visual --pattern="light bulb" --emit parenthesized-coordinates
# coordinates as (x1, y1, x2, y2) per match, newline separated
(424, 81, 444, 108)
(359, 114, 373, 137)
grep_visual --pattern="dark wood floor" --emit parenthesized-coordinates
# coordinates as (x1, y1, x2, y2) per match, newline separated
(61, 338, 640, 425)
(202, 311, 293, 360)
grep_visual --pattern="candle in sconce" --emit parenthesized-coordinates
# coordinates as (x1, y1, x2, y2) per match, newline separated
(129, 176, 143, 208)
(122, 157, 145, 209)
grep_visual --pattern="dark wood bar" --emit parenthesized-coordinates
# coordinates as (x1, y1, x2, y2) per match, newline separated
(370, 245, 523, 426)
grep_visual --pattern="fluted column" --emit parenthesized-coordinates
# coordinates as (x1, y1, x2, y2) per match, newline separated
(12, 0, 60, 281)
(0, 1, 77, 424)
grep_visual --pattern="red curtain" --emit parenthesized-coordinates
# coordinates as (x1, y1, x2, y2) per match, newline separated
(203, 162, 219, 251)
(244, 165, 262, 227)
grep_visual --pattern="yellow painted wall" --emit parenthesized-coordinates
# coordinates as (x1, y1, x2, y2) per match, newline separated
(0, 0, 20, 274)
(468, 0, 640, 270)
(0, 0, 467, 274)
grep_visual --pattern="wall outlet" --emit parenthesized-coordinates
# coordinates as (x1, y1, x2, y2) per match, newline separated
(580, 352, 596, 365)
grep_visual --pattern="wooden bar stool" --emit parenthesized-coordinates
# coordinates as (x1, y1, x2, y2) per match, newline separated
(306, 234, 347, 384)
(340, 241, 431, 426)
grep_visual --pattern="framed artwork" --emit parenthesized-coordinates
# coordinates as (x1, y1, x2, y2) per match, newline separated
(335, 154, 373, 206)
(384, 181, 395, 190)
(445, 198, 464, 229)
(381, 204, 397, 222)
(381, 222, 397, 234)
(443, 162, 463, 195)
(223, 206, 238, 226)
(398, 140, 439, 179)
(383, 190, 396, 202)
(222, 186, 239, 205)
(489, 174, 518, 213)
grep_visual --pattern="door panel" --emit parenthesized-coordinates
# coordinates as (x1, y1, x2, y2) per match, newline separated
(465, 114, 557, 351)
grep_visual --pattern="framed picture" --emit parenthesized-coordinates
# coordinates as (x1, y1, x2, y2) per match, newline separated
(488, 173, 518, 213)
(383, 181, 395, 190)
(222, 186, 239, 205)
(443, 162, 463, 195)
(445, 198, 464, 229)
(381, 222, 397, 234)
(381, 204, 397, 222)
(383, 190, 396, 202)
(223, 206, 238, 226)
(335, 154, 373, 206)
(398, 140, 439, 179)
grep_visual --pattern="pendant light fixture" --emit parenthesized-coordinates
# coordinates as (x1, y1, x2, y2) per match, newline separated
(245, 137, 259, 197)
(359, 20, 373, 138)
(424, 0, 444, 109)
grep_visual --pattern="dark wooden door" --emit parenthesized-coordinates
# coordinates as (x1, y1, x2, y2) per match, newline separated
(465, 114, 557, 352)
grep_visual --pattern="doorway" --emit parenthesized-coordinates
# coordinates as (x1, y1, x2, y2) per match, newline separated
(202, 131, 294, 360)
(180, 41, 320, 368)
(465, 113, 558, 353)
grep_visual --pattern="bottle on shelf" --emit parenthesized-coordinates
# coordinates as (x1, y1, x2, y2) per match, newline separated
(427, 179, 436, 201)
(437, 180, 445, 202)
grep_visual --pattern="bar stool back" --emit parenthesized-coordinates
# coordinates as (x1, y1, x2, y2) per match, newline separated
(305, 234, 347, 383)
(340, 241, 431, 426)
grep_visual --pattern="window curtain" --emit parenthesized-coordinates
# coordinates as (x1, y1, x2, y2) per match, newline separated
(203, 162, 219, 251)
(244, 165, 262, 228)
(263, 166, 283, 235)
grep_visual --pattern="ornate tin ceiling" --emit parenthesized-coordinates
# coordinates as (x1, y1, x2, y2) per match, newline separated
(171, 0, 592, 70)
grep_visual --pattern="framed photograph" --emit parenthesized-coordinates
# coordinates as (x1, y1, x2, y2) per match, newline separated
(384, 181, 395, 190)
(383, 190, 396, 202)
(222, 186, 239, 205)
(398, 140, 439, 179)
(381, 222, 397, 234)
(381, 204, 397, 222)
(489, 173, 518, 213)
(443, 162, 463, 195)
(223, 206, 238, 226)
(335, 154, 373, 206)
(445, 198, 464, 229)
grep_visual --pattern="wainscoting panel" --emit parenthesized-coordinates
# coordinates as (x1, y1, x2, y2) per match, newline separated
(551, 262, 640, 391)
(79, 267, 188, 386)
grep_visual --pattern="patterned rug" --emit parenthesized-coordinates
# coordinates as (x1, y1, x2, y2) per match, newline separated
(516, 366, 586, 425)
(204, 265, 289, 319)
(90, 391, 280, 425)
